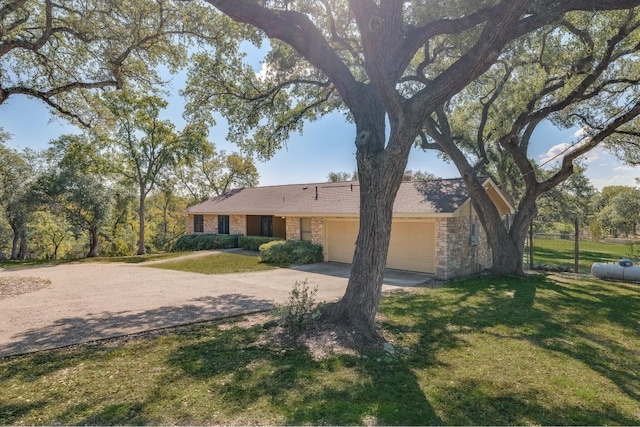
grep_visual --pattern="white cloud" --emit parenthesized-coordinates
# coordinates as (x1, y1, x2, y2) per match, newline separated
(539, 142, 571, 164)
(572, 127, 588, 138)
(538, 138, 604, 166)
(255, 62, 273, 81)
(591, 173, 640, 189)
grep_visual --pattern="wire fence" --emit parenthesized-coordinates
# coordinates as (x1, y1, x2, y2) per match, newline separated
(524, 233, 640, 274)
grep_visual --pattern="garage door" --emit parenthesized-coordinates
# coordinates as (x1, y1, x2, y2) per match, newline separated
(387, 221, 435, 273)
(325, 220, 359, 264)
(325, 219, 436, 273)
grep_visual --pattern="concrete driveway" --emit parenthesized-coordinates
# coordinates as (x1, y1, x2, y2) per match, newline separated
(0, 253, 432, 358)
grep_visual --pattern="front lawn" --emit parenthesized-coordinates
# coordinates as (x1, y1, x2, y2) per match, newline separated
(0, 273, 637, 425)
(149, 252, 275, 274)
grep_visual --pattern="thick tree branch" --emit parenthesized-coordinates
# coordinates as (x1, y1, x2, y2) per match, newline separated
(206, 0, 361, 109)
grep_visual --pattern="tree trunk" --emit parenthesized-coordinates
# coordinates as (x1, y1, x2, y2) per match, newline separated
(18, 228, 28, 260)
(137, 190, 146, 255)
(10, 226, 19, 260)
(329, 93, 414, 344)
(463, 174, 536, 276)
(87, 227, 100, 257)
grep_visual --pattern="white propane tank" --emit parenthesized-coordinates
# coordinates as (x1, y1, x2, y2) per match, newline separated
(591, 260, 640, 282)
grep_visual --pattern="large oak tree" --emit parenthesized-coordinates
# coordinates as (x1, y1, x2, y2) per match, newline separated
(186, 0, 640, 343)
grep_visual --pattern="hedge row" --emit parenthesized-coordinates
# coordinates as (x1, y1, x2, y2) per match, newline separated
(171, 234, 240, 252)
(238, 235, 282, 251)
(259, 240, 323, 265)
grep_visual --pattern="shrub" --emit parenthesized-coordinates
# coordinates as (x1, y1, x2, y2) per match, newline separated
(272, 279, 320, 337)
(171, 234, 239, 252)
(260, 240, 323, 265)
(238, 235, 281, 251)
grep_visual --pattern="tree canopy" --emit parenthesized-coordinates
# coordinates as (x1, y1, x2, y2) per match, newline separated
(0, 0, 244, 125)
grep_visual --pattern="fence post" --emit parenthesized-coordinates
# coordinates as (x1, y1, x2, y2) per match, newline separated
(529, 220, 534, 270)
(574, 217, 579, 273)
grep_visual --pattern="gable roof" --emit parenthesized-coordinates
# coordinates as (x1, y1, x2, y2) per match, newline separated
(185, 178, 514, 218)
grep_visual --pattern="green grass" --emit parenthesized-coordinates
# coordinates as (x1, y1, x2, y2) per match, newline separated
(529, 238, 634, 273)
(149, 253, 275, 274)
(1, 273, 638, 425)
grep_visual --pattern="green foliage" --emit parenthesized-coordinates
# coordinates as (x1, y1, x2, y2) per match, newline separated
(273, 279, 320, 337)
(238, 235, 281, 251)
(260, 240, 323, 266)
(171, 234, 239, 252)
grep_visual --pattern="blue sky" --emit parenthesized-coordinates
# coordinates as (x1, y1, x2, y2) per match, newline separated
(0, 45, 637, 190)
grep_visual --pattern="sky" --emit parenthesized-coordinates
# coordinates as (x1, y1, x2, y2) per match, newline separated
(0, 44, 638, 191)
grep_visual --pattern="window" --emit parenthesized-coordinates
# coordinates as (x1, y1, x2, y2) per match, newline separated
(218, 215, 230, 234)
(194, 215, 204, 233)
(300, 218, 312, 241)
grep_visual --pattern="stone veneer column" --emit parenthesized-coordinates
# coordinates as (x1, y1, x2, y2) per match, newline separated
(286, 217, 301, 240)
(435, 218, 450, 279)
(203, 215, 218, 233)
(230, 215, 247, 235)
(311, 218, 324, 245)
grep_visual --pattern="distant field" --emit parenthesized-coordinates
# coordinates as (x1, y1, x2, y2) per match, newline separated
(527, 237, 636, 273)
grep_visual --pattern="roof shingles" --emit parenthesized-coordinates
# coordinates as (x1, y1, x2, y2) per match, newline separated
(186, 178, 473, 217)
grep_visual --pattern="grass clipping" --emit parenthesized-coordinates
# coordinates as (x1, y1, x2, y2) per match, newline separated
(0, 276, 51, 300)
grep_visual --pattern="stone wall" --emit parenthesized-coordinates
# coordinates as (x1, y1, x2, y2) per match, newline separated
(435, 210, 492, 279)
(185, 214, 217, 234)
(285, 217, 324, 244)
(230, 215, 246, 235)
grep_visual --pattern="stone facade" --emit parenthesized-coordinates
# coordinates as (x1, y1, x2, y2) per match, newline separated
(285, 217, 324, 244)
(435, 210, 492, 279)
(229, 215, 246, 235)
(185, 214, 247, 235)
(185, 214, 218, 234)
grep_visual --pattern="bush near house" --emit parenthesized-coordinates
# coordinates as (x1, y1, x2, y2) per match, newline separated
(239, 235, 282, 251)
(170, 234, 240, 252)
(260, 240, 323, 265)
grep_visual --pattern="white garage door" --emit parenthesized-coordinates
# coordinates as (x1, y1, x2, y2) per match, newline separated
(387, 221, 435, 273)
(325, 219, 436, 273)
(325, 220, 359, 264)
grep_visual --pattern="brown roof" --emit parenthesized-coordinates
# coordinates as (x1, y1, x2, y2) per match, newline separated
(185, 178, 492, 217)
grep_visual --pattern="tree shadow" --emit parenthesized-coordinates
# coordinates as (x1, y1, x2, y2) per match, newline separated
(437, 378, 639, 425)
(0, 400, 48, 425)
(0, 294, 273, 358)
(379, 274, 640, 415)
(166, 325, 442, 425)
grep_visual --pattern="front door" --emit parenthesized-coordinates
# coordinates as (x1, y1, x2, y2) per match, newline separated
(260, 215, 273, 237)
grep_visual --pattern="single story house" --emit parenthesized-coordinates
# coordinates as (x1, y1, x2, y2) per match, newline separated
(184, 178, 514, 279)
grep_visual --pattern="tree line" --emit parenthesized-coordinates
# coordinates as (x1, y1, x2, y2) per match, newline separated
(0, 91, 258, 260)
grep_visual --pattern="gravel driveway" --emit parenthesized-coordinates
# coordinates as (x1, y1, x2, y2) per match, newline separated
(0, 253, 415, 358)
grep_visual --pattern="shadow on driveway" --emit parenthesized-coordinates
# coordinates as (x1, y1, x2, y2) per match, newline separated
(291, 262, 441, 287)
(0, 294, 272, 358)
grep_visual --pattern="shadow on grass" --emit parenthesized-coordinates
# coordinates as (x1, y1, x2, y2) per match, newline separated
(166, 325, 441, 425)
(0, 400, 48, 425)
(0, 294, 273, 359)
(439, 378, 639, 426)
(380, 274, 639, 424)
